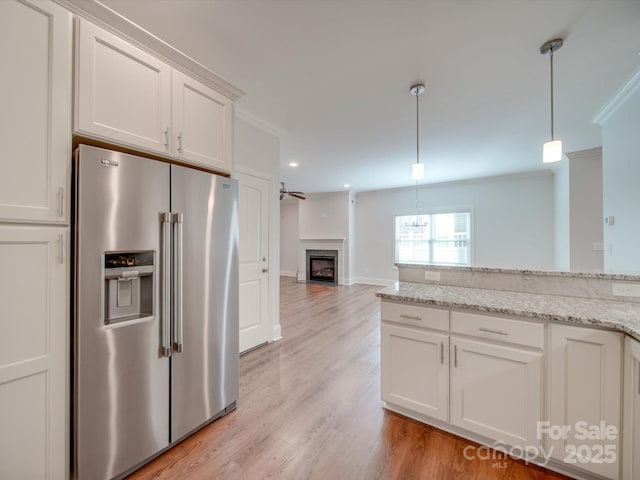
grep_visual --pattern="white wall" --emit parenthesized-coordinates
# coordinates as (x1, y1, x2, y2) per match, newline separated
(600, 74, 640, 273)
(568, 149, 603, 272)
(298, 191, 350, 239)
(354, 173, 555, 284)
(553, 161, 571, 271)
(280, 199, 299, 277)
(234, 116, 282, 340)
(297, 191, 354, 283)
(348, 190, 356, 282)
(553, 149, 604, 272)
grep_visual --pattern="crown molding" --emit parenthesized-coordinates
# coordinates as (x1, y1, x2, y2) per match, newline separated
(235, 107, 288, 137)
(565, 146, 602, 161)
(593, 66, 640, 125)
(55, 0, 245, 101)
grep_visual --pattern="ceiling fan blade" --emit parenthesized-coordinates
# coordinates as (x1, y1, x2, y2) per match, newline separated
(289, 193, 306, 200)
(288, 191, 305, 195)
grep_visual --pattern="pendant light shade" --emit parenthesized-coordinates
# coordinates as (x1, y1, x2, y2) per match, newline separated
(410, 83, 426, 180)
(543, 139, 563, 163)
(412, 162, 424, 180)
(540, 38, 564, 163)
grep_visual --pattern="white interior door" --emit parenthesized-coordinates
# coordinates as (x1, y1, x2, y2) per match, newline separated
(237, 171, 271, 353)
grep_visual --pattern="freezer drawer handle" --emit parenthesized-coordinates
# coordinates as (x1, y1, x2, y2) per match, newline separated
(161, 212, 172, 357)
(173, 213, 184, 353)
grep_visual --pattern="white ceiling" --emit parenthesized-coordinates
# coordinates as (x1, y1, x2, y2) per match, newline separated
(101, 0, 640, 194)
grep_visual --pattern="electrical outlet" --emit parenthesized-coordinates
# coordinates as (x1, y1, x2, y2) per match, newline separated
(612, 283, 640, 298)
(424, 271, 441, 282)
(592, 242, 604, 252)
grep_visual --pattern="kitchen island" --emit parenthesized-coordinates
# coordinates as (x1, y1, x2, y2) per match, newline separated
(377, 268, 640, 480)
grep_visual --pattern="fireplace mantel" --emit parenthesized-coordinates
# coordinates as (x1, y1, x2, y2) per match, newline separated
(299, 237, 345, 242)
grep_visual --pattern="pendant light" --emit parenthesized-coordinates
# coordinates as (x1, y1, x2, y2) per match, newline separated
(540, 38, 564, 163)
(410, 83, 426, 179)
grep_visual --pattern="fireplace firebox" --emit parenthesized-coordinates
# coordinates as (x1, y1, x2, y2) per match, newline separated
(306, 249, 338, 285)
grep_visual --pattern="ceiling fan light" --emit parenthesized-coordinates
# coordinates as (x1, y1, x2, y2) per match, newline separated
(543, 140, 563, 163)
(412, 162, 424, 180)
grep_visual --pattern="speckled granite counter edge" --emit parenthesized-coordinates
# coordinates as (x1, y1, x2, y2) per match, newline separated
(376, 285, 640, 342)
(395, 263, 640, 281)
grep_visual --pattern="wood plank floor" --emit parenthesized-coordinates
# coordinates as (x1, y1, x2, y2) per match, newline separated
(127, 278, 572, 480)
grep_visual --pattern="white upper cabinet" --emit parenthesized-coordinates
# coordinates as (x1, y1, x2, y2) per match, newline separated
(549, 324, 622, 480)
(172, 70, 233, 172)
(0, 0, 71, 223)
(75, 19, 172, 154)
(75, 19, 234, 173)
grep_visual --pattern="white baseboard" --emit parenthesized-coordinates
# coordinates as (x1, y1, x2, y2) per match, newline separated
(351, 276, 396, 286)
(280, 270, 297, 278)
(272, 323, 282, 341)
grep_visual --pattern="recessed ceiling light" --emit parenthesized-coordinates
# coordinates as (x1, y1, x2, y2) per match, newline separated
(343, 184, 351, 188)
(288, 162, 298, 167)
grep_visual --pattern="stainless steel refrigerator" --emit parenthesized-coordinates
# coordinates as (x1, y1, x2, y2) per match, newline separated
(72, 145, 239, 480)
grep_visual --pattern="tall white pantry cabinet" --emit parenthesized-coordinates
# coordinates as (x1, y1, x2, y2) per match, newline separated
(0, 1, 72, 479)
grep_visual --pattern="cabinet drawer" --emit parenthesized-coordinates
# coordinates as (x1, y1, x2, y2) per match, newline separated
(451, 311, 543, 349)
(381, 301, 449, 331)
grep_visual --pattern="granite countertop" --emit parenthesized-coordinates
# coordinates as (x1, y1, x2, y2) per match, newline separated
(394, 263, 640, 281)
(376, 281, 640, 342)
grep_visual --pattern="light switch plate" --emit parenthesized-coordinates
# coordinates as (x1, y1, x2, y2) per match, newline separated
(424, 271, 441, 282)
(612, 283, 640, 298)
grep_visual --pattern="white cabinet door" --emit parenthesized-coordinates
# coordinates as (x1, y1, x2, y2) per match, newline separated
(549, 324, 622, 480)
(173, 70, 233, 173)
(381, 324, 449, 422)
(0, 226, 67, 480)
(450, 337, 542, 448)
(623, 336, 640, 480)
(0, 0, 71, 223)
(75, 19, 172, 154)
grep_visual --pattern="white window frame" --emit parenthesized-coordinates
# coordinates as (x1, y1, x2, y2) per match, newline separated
(393, 207, 474, 266)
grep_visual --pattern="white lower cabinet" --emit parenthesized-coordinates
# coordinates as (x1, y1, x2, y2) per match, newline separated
(381, 324, 449, 422)
(381, 300, 629, 479)
(449, 336, 542, 448)
(549, 324, 622, 480)
(623, 336, 640, 480)
(0, 226, 67, 480)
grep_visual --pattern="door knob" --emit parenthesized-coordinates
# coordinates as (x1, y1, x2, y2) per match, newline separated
(262, 268, 269, 273)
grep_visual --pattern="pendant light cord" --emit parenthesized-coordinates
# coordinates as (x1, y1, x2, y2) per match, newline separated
(416, 89, 420, 165)
(416, 88, 420, 209)
(550, 46, 554, 141)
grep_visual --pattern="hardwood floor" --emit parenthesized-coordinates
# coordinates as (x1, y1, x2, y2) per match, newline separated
(127, 278, 571, 480)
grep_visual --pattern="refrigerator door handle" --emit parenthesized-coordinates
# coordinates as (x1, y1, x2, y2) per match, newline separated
(161, 212, 172, 357)
(173, 212, 184, 353)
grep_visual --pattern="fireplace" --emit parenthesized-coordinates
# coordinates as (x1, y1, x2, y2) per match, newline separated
(306, 249, 338, 285)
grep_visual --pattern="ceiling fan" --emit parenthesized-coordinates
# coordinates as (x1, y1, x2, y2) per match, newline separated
(280, 182, 306, 200)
